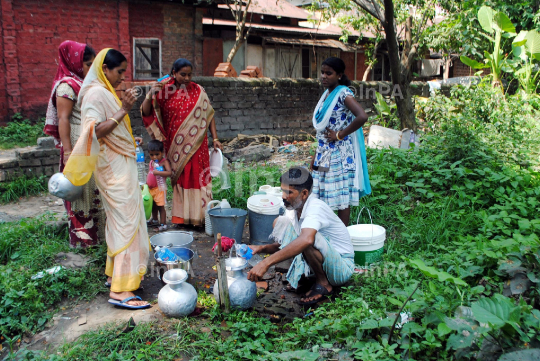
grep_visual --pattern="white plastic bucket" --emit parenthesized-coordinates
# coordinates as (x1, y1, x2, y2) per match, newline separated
(259, 185, 272, 193)
(247, 194, 283, 215)
(347, 208, 386, 267)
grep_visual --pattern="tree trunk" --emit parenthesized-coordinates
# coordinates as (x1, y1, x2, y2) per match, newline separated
(362, 65, 373, 81)
(394, 80, 416, 131)
(382, 0, 417, 131)
(443, 57, 451, 80)
(226, 37, 244, 63)
(362, 40, 379, 81)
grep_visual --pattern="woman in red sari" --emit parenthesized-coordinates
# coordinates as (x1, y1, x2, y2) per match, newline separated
(142, 58, 223, 227)
(44, 40, 107, 248)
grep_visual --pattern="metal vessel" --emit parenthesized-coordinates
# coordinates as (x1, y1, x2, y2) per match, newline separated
(213, 257, 257, 310)
(48, 173, 83, 201)
(158, 269, 198, 317)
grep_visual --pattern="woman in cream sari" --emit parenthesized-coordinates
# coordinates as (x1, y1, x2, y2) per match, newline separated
(64, 48, 150, 308)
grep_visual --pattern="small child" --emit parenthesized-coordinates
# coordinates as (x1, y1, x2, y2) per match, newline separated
(146, 140, 172, 232)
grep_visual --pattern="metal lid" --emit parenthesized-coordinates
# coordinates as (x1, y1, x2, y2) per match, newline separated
(162, 268, 188, 285)
(225, 257, 248, 271)
(150, 231, 193, 248)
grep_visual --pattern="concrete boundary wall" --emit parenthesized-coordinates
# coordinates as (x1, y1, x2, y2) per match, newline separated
(1, 78, 449, 182)
(130, 77, 435, 142)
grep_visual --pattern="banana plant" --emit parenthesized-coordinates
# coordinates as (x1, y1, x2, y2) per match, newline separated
(460, 6, 516, 92)
(373, 91, 398, 128)
(509, 30, 540, 97)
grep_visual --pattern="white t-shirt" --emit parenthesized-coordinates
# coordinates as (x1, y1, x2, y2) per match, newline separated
(297, 194, 353, 254)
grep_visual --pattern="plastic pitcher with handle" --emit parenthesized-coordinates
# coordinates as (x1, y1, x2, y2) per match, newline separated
(205, 200, 222, 236)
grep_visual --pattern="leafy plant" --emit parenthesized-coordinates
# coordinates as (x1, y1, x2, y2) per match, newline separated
(370, 92, 399, 129)
(0, 114, 45, 150)
(0, 176, 48, 204)
(212, 162, 282, 209)
(0, 218, 105, 339)
(510, 29, 540, 96)
(460, 5, 517, 91)
(9, 85, 540, 360)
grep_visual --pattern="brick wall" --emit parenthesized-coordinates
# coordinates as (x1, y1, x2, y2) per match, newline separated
(453, 58, 490, 77)
(0, 142, 60, 182)
(0, 0, 200, 124)
(128, 77, 431, 142)
(162, 3, 203, 76)
(0, 0, 126, 122)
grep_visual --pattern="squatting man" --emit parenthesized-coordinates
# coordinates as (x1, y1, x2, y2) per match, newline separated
(247, 167, 355, 306)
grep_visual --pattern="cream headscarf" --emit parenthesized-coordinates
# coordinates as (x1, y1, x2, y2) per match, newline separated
(64, 48, 135, 186)
(78, 48, 136, 145)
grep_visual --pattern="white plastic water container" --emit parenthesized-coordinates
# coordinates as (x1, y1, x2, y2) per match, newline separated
(205, 200, 221, 236)
(347, 224, 386, 267)
(247, 194, 283, 215)
(258, 185, 282, 199)
(220, 199, 231, 208)
(347, 208, 386, 267)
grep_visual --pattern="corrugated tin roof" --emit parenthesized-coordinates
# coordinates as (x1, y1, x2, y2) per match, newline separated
(263, 36, 362, 51)
(203, 17, 349, 36)
(217, 0, 309, 20)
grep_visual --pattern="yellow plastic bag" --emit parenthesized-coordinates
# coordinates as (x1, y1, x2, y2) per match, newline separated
(63, 121, 100, 186)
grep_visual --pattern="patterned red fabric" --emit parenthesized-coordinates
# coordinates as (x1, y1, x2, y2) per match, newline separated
(44, 40, 87, 143)
(59, 149, 103, 248)
(145, 81, 211, 189)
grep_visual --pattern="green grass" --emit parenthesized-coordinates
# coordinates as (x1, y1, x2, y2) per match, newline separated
(0, 217, 106, 342)
(0, 176, 48, 204)
(212, 163, 283, 209)
(0, 114, 45, 150)
(8, 85, 540, 360)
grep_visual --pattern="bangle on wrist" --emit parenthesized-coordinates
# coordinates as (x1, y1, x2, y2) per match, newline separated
(109, 117, 119, 125)
(336, 131, 343, 141)
(213, 138, 219, 142)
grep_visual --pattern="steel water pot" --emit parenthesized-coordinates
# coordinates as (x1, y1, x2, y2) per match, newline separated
(158, 269, 198, 317)
(48, 173, 83, 201)
(154, 246, 194, 283)
(150, 231, 193, 251)
(213, 257, 257, 310)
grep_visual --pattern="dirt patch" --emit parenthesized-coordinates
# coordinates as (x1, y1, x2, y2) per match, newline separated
(23, 223, 310, 354)
(13, 143, 321, 353)
(0, 194, 66, 223)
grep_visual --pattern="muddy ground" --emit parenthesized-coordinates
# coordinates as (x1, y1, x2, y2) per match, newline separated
(2, 141, 322, 353)
(23, 221, 311, 353)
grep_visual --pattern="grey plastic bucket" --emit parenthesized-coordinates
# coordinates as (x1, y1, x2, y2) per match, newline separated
(248, 209, 282, 245)
(208, 208, 248, 243)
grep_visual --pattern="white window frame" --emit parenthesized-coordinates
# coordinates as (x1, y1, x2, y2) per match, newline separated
(133, 38, 162, 80)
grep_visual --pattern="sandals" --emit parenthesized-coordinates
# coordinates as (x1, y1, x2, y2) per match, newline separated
(108, 296, 151, 309)
(154, 224, 168, 232)
(147, 219, 159, 227)
(297, 283, 333, 306)
(283, 277, 313, 294)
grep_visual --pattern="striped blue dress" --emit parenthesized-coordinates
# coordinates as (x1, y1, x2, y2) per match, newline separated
(312, 88, 366, 210)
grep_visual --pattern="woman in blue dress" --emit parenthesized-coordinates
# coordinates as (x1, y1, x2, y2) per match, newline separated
(310, 57, 371, 226)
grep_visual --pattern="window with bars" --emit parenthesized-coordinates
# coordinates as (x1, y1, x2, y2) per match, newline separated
(133, 38, 162, 80)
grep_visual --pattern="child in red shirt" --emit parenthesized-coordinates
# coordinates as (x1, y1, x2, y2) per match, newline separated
(146, 140, 172, 232)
